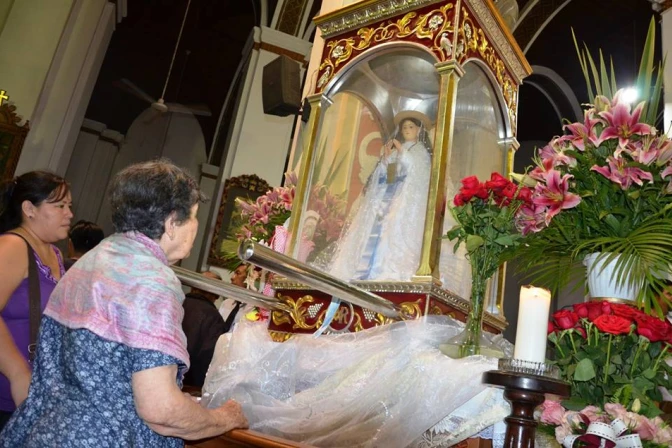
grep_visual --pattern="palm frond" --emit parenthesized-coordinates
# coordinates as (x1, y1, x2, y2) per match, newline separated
(636, 17, 657, 123)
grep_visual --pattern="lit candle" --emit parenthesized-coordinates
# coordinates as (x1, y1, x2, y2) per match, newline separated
(513, 285, 552, 363)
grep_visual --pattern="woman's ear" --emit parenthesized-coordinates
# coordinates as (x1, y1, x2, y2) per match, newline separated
(21, 200, 35, 220)
(164, 212, 178, 241)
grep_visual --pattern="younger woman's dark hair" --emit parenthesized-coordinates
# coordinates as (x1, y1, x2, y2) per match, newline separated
(110, 159, 206, 239)
(0, 171, 70, 233)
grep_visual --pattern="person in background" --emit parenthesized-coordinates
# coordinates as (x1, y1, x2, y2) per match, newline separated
(0, 160, 247, 446)
(0, 171, 72, 431)
(182, 271, 229, 388)
(218, 264, 248, 328)
(64, 220, 104, 271)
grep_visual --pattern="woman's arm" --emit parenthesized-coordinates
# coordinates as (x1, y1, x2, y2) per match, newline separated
(133, 364, 248, 440)
(0, 235, 30, 406)
(0, 235, 31, 406)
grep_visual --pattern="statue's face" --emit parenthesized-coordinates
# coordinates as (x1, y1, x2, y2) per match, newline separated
(401, 120, 420, 142)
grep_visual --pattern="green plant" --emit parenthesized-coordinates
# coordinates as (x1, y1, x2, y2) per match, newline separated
(548, 302, 672, 417)
(514, 18, 672, 314)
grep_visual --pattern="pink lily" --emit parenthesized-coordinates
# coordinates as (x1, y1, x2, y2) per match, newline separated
(628, 136, 665, 166)
(532, 170, 581, 224)
(661, 166, 672, 193)
(515, 203, 547, 235)
(539, 141, 576, 167)
(599, 101, 654, 150)
(591, 156, 653, 189)
(655, 139, 672, 166)
(561, 110, 603, 150)
(529, 156, 555, 182)
(662, 165, 672, 179)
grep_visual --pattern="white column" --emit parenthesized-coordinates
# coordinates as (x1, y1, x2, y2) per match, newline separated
(198, 26, 312, 268)
(16, 0, 116, 176)
(662, 9, 672, 134)
(0, 0, 74, 122)
(65, 119, 122, 227)
(66, 119, 106, 214)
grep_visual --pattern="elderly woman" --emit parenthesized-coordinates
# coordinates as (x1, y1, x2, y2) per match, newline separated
(0, 160, 248, 446)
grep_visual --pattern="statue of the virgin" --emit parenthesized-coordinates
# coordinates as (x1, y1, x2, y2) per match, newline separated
(328, 110, 433, 281)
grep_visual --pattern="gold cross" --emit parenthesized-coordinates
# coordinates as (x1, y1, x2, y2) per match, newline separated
(0, 90, 8, 106)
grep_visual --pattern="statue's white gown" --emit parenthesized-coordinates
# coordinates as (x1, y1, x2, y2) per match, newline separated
(328, 140, 431, 281)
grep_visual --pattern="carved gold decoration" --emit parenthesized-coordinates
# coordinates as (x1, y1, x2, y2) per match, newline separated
(272, 295, 326, 330)
(399, 299, 423, 320)
(272, 280, 507, 331)
(317, 4, 456, 92)
(268, 331, 293, 343)
(467, 0, 531, 82)
(455, 6, 519, 133)
(315, 0, 442, 37)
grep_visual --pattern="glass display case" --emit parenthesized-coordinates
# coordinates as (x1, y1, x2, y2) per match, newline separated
(269, 0, 531, 341)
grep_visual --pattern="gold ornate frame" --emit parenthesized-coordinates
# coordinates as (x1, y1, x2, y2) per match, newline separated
(207, 174, 270, 268)
(0, 104, 29, 181)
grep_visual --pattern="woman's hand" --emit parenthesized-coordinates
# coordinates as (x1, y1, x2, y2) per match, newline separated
(383, 139, 402, 159)
(213, 399, 249, 433)
(133, 364, 249, 440)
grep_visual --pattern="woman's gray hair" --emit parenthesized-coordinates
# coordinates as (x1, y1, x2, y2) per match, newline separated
(110, 159, 206, 239)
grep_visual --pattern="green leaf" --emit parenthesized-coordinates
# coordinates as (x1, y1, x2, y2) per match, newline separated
(574, 358, 596, 381)
(494, 235, 515, 246)
(465, 235, 484, 252)
(642, 368, 656, 379)
(561, 397, 589, 411)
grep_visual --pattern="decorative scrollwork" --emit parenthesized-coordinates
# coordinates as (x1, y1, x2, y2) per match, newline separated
(272, 295, 327, 330)
(268, 331, 293, 343)
(317, 3, 456, 92)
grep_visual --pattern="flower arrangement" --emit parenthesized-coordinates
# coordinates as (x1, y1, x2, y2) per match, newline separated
(444, 172, 532, 356)
(539, 400, 672, 447)
(545, 301, 672, 443)
(235, 172, 297, 242)
(513, 19, 672, 314)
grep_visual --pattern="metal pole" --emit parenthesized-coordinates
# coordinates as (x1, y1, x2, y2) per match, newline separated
(172, 266, 290, 312)
(238, 240, 400, 318)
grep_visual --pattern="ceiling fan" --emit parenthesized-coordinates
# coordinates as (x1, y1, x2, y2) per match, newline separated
(114, 0, 212, 118)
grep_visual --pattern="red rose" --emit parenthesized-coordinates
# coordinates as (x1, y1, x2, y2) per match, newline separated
(585, 302, 607, 321)
(593, 314, 632, 335)
(553, 310, 579, 329)
(611, 303, 644, 320)
(461, 176, 480, 191)
(574, 326, 587, 338)
(485, 172, 509, 192)
(574, 303, 588, 319)
(517, 187, 532, 204)
(500, 182, 517, 199)
(601, 301, 612, 315)
(474, 186, 489, 199)
(548, 321, 558, 335)
(635, 314, 671, 342)
(454, 194, 466, 206)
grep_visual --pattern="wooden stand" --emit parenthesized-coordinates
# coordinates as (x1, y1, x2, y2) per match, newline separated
(482, 370, 570, 448)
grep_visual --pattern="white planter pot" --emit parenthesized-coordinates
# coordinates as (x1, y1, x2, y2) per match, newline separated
(584, 252, 640, 302)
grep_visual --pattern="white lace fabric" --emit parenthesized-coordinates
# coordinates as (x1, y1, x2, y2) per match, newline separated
(327, 140, 431, 281)
(203, 316, 512, 447)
